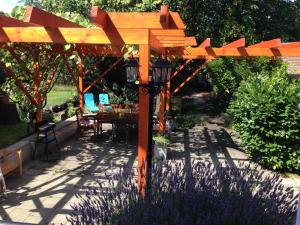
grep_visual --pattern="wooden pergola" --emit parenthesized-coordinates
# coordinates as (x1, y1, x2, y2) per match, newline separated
(1, 5, 300, 195)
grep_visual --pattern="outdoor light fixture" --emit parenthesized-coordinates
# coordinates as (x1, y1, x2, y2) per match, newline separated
(124, 57, 139, 83)
(151, 56, 172, 86)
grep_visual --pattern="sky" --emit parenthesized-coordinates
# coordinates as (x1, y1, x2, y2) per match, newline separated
(0, 0, 21, 13)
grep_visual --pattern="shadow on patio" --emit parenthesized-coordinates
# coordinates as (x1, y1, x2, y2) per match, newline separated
(0, 128, 137, 224)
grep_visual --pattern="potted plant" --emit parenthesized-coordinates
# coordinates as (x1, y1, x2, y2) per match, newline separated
(153, 135, 170, 161)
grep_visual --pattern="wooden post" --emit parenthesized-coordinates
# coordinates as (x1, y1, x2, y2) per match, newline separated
(78, 58, 84, 111)
(159, 87, 166, 134)
(138, 43, 150, 196)
(166, 59, 192, 112)
(166, 80, 171, 112)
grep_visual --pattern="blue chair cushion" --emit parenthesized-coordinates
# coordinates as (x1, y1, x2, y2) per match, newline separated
(99, 93, 110, 104)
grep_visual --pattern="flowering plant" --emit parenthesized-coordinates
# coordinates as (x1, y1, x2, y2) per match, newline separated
(68, 161, 298, 225)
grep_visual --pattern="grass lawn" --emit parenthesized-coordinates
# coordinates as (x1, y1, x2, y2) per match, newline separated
(0, 122, 31, 149)
(46, 85, 77, 107)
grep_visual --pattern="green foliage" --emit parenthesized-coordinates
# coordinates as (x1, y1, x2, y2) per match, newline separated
(109, 83, 138, 104)
(205, 57, 282, 108)
(46, 85, 77, 107)
(175, 113, 203, 129)
(153, 135, 170, 145)
(42, 110, 54, 122)
(228, 65, 300, 172)
(61, 103, 77, 121)
(0, 122, 32, 148)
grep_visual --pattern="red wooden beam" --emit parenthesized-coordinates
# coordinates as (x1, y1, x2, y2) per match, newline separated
(138, 44, 150, 197)
(83, 58, 122, 93)
(166, 80, 171, 112)
(172, 60, 209, 95)
(279, 42, 300, 48)
(247, 38, 281, 48)
(78, 58, 84, 110)
(166, 59, 192, 111)
(61, 55, 80, 93)
(223, 38, 245, 48)
(24, 6, 83, 28)
(171, 59, 192, 79)
(90, 6, 107, 28)
(0, 15, 37, 27)
(160, 5, 169, 28)
(199, 38, 211, 47)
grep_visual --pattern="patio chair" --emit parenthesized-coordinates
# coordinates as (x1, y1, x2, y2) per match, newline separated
(75, 109, 97, 137)
(84, 93, 99, 113)
(99, 93, 113, 112)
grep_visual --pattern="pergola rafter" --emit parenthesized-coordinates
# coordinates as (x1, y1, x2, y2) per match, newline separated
(1, 4, 300, 197)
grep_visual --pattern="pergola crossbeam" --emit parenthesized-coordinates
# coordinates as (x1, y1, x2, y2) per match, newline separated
(24, 6, 83, 28)
(223, 38, 245, 48)
(199, 38, 211, 47)
(160, 5, 170, 28)
(90, 6, 107, 28)
(172, 60, 210, 95)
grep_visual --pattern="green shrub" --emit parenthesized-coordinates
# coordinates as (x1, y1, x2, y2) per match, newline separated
(153, 135, 171, 145)
(205, 57, 281, 109)
(228, 65, 300, 172)
(42, 110, 54, 122)
(61, 103, 77, 121)
(175, 113, 203, 129)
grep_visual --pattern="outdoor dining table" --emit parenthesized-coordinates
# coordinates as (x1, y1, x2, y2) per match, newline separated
(95, 110, 138, 142)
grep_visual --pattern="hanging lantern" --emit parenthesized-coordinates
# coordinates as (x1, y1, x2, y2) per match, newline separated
(124, 57, 139, 83)
(152, 57, 172, 86)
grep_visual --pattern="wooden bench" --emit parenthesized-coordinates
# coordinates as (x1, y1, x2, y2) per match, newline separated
(0, 148, 23, 177)
(0, 148, 23, 193)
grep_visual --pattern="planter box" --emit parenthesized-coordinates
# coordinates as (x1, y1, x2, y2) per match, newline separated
(153, 142, 167, 161)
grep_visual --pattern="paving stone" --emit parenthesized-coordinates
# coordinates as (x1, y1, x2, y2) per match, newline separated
(1, 123, 299, 224)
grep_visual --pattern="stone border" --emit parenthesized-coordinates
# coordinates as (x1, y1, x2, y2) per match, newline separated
(6, 116, 77, 162)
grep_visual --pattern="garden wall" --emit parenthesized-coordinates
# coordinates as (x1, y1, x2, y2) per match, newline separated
(6, 116, 77, 162)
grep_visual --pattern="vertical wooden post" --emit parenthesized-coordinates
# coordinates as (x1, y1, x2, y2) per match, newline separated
(166, 80, 171, 112)
(138, 43, 150, 196)
(159, 87, 166, 134)
(78, 58, 84, 111)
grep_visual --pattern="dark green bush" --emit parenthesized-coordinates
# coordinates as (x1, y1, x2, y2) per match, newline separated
(175, 113, 203, 129)
(229, 65, 300, 172)
(61, 103, 77, 121)
(205, 57, 281, 109)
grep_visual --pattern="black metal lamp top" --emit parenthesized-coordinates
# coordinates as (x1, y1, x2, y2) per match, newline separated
(152, 57, 172, 86)
(124, 56, 172, 87)
(124, 57, 139, 83)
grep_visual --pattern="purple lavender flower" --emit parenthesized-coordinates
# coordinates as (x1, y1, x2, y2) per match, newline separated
(68, 161, 299, 225)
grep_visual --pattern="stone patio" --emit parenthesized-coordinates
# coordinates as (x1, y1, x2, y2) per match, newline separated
(0, 122, 299, 224)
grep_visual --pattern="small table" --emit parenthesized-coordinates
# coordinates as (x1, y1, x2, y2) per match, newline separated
(95, 111, 138, 142)
(111, 112, 138, 143)
(33, 122, 60, 161)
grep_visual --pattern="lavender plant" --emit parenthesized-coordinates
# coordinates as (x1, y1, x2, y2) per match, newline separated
(68, 161, 298, 225)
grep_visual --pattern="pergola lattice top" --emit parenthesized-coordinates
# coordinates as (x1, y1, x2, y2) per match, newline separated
(1, 5, 300, 58)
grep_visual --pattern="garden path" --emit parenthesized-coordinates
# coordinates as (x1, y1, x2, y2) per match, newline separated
(0, 121, 299, 224)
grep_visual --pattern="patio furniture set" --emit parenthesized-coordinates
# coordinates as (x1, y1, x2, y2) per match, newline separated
(76, 92, 139, 142)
